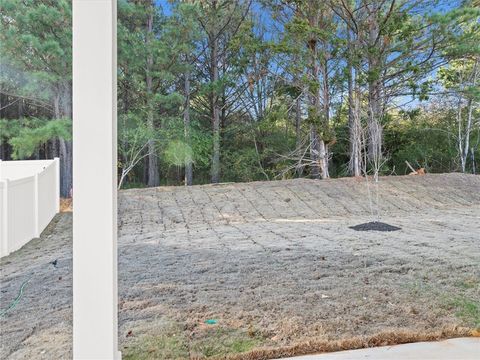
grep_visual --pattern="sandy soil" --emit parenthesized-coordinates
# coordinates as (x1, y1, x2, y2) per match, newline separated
(1, 174, 479, 359)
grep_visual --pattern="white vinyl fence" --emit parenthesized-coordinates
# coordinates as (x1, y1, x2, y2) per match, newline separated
(0, 159, 60, 257)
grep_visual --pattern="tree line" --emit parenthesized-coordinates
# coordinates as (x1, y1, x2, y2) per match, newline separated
(1, 0, 479, 196)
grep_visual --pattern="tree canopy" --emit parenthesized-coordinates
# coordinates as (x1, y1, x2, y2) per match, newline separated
(1, 0, 478, 192)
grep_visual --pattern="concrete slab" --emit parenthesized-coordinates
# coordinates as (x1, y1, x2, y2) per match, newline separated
(280, 338, 480, 360)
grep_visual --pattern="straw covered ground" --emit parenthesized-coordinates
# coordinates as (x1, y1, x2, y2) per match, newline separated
(1, 173, 479, 359)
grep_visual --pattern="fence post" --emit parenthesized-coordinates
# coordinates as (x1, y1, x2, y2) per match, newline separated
(73, 1, 120, 357)
(54, 157, 60, 213)
(1, 179, 8, 257)
(34, 173, 40, 238)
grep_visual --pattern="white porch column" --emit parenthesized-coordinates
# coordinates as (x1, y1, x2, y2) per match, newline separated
(73, 0, 120, 359)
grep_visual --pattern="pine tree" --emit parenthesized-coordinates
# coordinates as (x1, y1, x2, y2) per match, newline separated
(193, 0, 252, 183)
(0, 0, 72, 196)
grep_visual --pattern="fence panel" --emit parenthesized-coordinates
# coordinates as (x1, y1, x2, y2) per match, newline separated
(0, 159, 59, 257)
(0, 180, 6, 256)
(1, 160, 53, 180)
(7, 175, 36, 254)
(38, 162, 58, 232)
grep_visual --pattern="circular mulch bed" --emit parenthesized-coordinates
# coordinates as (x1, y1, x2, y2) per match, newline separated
(349, 221, 401, 232)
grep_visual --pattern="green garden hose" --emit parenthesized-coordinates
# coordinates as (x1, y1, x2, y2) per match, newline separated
(0, 274, 33, 319)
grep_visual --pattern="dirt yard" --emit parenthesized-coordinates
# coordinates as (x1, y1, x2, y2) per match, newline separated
(1, 174, 479, 359)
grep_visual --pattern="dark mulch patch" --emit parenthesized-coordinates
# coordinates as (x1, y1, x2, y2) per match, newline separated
(349, 221, 401, 232)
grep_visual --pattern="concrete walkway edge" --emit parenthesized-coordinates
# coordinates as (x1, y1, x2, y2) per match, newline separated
(279, 337, 480, 360)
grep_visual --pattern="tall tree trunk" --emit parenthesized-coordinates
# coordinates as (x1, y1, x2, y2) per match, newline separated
(471, 147, 476, 174)
(146, 3, 160, 187)
(319, 52, 330, 179)
(59, 138, 72, 197)
(456, 92, 464, 172)
(295, 94, 302, 147)
(306, 5, 329, 180)
(143, 157, 149, 185)
(367, 72, 383, 170)
(184, 68, 193, 186)
(295, 93, 304, 177)
(309, 126, 320, 179)
(366, 9, 383, 172)
(52, 89, 72, 197)
(211, 33, 221, 183)
(347, 30, 362, 177)
(53, 92, 60, 119)
(50, 93, 60, 160)
(462, 97, 473, 173)
(308, 35, 321, 179)
(60, 81, 73, 197)
(353, 75, 363, 176)
(18, 98, 24, 119)
(461, 59, 478, 173)
(308, 93, 321, 179)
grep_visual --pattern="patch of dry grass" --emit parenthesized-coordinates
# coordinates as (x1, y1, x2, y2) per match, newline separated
(121, 325, 475, 359)
(122, 323, 266, 360)
(60, 198, 72, 212)
(225, 327, 473, 360)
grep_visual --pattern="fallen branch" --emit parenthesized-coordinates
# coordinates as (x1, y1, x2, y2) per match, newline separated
(405, 160, 416, 173)
(405, 160, 425, 175)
